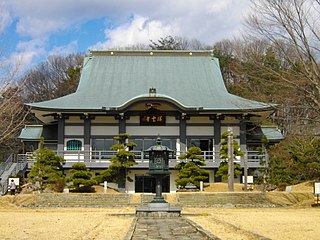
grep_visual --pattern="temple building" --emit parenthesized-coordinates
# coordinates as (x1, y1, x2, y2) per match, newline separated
(19, 50, 283, 193)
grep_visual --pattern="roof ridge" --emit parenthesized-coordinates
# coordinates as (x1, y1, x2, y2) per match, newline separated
(89, 50, 214, 57)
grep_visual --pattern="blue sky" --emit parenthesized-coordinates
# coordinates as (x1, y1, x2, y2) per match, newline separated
(0, 0, 251, 76)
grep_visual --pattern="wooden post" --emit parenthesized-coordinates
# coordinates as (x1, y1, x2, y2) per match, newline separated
(104, 181, 108, 193)
(243, 151, 248, 191)
(228, 128, 234, 192)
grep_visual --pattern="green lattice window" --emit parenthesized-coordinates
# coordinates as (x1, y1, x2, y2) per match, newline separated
(66, 140, 82, 150)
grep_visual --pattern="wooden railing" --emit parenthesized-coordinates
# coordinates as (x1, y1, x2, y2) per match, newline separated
(0, 154, 28, 195)
(20, 150, 267, 165)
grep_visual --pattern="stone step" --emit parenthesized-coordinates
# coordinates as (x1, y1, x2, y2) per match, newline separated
(140, 194, 168, 203)
(176, 193, 276, 206)
(16, 192, 314, 208)
(23, 193, 133, 207)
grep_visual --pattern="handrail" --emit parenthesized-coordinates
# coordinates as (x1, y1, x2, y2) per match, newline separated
(0, 153, 29, 195)
(0, 154, 14, 176)
(21, 150, 267, 164)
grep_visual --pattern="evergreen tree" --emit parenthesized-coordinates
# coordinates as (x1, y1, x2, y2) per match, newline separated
(269, 135, 320, 185)
(149, 36, 184, 50)
(96, 134, 137, 191)
(67, 163, 96, 192)
(216, 132, 243, 180)
(28, 138, 65, 192)
(175, 147, 209, 188)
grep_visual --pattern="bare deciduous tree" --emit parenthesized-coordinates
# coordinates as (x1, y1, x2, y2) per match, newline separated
(23, 53, 84, 102)
(245, 0, 320, 134)
(0, 60, 30, 158)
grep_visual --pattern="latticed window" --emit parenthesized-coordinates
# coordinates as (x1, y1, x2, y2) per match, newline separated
(66, 139, 82, 151)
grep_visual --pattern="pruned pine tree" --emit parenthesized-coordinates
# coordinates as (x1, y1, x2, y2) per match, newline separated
(67, 163, 96, 192)
(97, 134, 137, 191)
(28, 138, 65, 192)
(175, 147, 209, 189)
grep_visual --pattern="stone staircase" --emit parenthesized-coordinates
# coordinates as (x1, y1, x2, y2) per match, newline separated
(0, 162, 18, 194)
(21, 193, 134, 208)
(0, 154, 28, 195)
(14, 192, 314, 208)
(176, 193, 273, 207)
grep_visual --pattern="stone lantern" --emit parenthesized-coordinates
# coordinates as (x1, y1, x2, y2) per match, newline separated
(145, 137, 172, 203)
(136, 137, 181, 217)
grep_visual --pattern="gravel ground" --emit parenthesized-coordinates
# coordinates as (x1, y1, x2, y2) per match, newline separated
(1, 203, 320, 240)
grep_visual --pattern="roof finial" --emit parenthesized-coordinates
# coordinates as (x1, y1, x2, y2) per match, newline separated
(149, 87, 156, 97)
(156, 135, 161, 145)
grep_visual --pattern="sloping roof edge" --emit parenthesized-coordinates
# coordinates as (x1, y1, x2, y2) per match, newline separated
(26, 50, 274, 113)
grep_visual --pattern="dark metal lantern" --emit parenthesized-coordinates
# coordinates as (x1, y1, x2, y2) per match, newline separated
(144, 137, 173, 203)
(146, 137, 172, 174)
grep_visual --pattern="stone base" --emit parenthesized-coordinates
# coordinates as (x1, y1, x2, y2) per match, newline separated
(136, 203, 181, 217)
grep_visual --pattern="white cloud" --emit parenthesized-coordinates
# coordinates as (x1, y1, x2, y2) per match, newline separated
(15, 16, 67, 38)
(206, 0, 231, 14)
(0, 0, 12, 33)
(91, 0, 251, 49)
(91, 15, 178, 49)
(8, 0, 250, 42)
(6, 38, 46, 73)
(48, 41, 78, 56)
(3, 0, 251, 73)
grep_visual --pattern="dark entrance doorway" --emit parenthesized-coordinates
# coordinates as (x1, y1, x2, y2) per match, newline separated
(135, 175, 170, 193)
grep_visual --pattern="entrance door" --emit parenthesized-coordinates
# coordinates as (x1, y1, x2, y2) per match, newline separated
(135, 175, 170, 193)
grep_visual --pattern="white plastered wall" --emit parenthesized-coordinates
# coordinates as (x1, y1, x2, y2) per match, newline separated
(91, 126, 118, 136)
(126, 126, 179, 136)
(91, 116, 118, 124)
(65, 116, 83, 123)
(64, 126, 84, 135)
(186, 126, 214, 136)
(187, 116, 212, 124)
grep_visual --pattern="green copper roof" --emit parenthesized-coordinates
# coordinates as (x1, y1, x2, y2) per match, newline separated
(19, 125, 43, 140)
(19, 125, 58, 140)
(261, 126, 284, 141)
(27, 51, 272, 112)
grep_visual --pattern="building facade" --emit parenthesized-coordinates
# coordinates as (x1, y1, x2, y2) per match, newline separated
(19, 50, 283, 193)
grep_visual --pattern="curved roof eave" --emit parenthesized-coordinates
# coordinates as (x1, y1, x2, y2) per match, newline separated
(25, 51, 275, 114)
(113, 94, 202, 111)
(26, 94, 275, 113)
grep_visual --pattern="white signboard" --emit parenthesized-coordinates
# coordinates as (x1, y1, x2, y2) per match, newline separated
(242, 176, 254, 184)
(8, 178, 19, 186)
(314, 182, 320, 194)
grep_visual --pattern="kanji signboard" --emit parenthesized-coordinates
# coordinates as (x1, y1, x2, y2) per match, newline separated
(140, 114, 166, 125)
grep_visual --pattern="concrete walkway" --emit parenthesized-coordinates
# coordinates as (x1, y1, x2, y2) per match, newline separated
(128, 217, 220, 240)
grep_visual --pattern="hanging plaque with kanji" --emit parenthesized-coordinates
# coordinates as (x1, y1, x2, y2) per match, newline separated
(140, 114, 166, 125)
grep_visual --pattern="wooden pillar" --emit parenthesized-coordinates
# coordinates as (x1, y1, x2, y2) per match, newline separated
(240, 119, 248, 190)
(118, 113, 126, 134)
(57, 115, 65, 157)
(214, 116, 221, 162)
(84, 116, 91, 162)
(227, 128, 234, 192)
(179, 114, 187, 152)
(240, 120, 247, 151)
